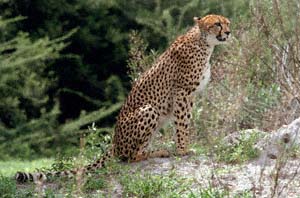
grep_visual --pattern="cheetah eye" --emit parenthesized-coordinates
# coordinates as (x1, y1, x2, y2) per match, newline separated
(214, 22, 221, 27)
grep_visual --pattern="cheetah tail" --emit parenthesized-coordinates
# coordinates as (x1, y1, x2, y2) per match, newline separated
(15, 147, 115, 183)
(84, 146, 114, 172)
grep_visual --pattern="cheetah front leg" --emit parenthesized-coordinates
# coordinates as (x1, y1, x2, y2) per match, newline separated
(173, 89, 194, 156)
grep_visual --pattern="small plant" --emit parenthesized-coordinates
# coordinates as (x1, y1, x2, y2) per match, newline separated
(188, 187, 229, 198)
(0, 175, 38, 198)
(233, 190, 253, 198)
(188, 187, 253, 198)
(84, 124, 112, 161)
(49, 156, 75, 172)
(44, 188, 56, 198)
(213, 130, 262, 163)
(0, 175, 16, 198)
(285, 142, 300, 159)
(190, 143, 208, 156)
(120, 172, 191, 198)
(127, 30, 158, 83)
(83, 176, 106, 192)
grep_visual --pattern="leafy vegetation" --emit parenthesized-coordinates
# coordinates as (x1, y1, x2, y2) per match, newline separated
(188, 187, 229, 198)
(213, 130, 262, 163)
(121, 172, 191, 197)
(0, 175, 16, 198)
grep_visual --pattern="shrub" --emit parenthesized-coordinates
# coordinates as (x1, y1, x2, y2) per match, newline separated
(213, 130, 263, 163)
(0, 175, 16, 198)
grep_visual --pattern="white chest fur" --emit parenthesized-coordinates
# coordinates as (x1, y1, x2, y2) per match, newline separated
(195, 63, 211, 93)
(195, 46, 213, 93)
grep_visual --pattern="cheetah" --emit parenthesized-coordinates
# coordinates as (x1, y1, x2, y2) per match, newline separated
(16, 14, 231, 182)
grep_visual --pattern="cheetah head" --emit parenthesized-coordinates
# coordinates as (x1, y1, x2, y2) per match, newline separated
(194, 14, 231, 45)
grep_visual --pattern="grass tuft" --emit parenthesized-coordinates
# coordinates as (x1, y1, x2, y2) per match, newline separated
(120, 172, 191, 198)
(213, 130, 262, 163)
(0, 175, 16, 198)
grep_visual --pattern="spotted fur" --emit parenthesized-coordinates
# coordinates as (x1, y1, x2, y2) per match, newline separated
(16, 14, 230, 183)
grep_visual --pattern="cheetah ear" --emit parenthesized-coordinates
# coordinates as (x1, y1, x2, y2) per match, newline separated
(193, 17, 201, 23)
(194, 17, 206, 30)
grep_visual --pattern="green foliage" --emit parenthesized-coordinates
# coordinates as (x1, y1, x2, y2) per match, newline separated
(188, 187, 229, 198)
(83, 125, 113, 160)
(191, 0, 297, 140)
(83, 176, 106, 192)
(60, 103, 121, 134)
(0, 29, 63, 128)
(127, 31, 158, 82)
(234, 191, 253, 198)
(44, 189, 56, 198)
(239, 84, 281, 127)
(126, 0, 201, 45)
(121, 0, 248, 49)
(0, 0, 134, 158)
(213, 130, 262, 163)
(0, 17, 75, 159)
(190, 143, 208, 156)
(0, 105, 60, 159)
(0, 175, 16, 198)
(0, 175, 35, 198)
(288, 144, 300, 158)
(104, 75, 125, 103)
(3, 0, 130, 117)
(121, 172, 191, 198)
(47, 156, 75, 173)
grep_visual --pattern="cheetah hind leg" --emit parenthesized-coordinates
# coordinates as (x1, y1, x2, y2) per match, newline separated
(128, 105, 170, 162)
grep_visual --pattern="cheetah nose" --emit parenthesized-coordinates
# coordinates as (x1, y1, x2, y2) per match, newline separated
(225, 31, 231, 35)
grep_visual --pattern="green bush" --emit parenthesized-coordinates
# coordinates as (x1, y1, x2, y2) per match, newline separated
(0, 175, 16, 198)
(188, 187, 229, 198)
(214, 130, 263, 163)
(0, 17, 74, 159)
(121, 172, 190, 198)
(83, 176, 106, 192)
